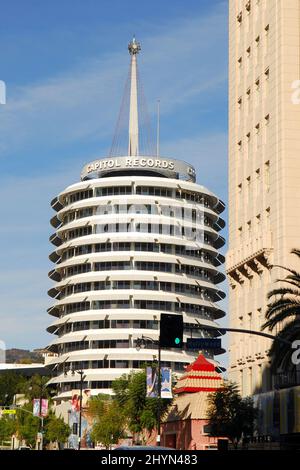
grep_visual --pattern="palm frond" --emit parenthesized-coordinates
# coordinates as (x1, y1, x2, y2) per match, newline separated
(267, 287, 300, 300)
(274, 278, 300, 290)
(271, 264, 300, 280)
(268, 319, 300, 371)
(291, 248, 300, 258)
(264, 298, 300, 320)
(262, 304, 300, 331)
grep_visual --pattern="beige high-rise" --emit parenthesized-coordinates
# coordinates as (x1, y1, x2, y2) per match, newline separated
(227, 0, 300, 396)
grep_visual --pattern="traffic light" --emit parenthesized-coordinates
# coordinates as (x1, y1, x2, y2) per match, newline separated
(159, 313, 183, 348)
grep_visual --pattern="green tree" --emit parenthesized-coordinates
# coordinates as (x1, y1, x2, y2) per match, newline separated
(0, 372, 25, 406)
(262, 248, 300, 371)
(21, 375, 53, 402)
(112, 370, 172, 443)
(207, 382, 257, 449)
(0, 417, 17, 443)
(89, 396, 126, 449)
(15, 403, 40, 447)
(44, 413, 71, 449)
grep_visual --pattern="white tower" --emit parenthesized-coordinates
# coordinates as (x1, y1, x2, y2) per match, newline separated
(46, 39, 226, 400)
(128, 37, 140, 157)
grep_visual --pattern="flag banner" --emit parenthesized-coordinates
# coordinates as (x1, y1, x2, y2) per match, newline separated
(146, 367, 158, 397)
(82, 389, 91, 408)
(33, 399, 40, 416)
(161, 367, 172, 399)
(41, 399, 48, 417)
(71, 390, 80, 411)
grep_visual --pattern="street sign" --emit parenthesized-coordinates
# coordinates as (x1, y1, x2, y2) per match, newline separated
(186, 338, 221, 350)
(2, 409, 16, 415)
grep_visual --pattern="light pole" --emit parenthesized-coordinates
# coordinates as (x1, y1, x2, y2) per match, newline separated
(135, 335, 161, 447)
(29, 379, 48, 450)
(65, 365, 86, 450)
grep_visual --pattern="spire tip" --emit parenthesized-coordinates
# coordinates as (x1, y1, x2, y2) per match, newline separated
(128, 36, 141, 55)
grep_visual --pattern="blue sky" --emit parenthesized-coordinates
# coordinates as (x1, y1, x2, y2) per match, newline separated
(0, 0, 228, 365)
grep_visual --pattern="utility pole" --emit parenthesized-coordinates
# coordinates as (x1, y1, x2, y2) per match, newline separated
(156, 339, 161, 447)
(78, 369, 85, 451)
(135, 335, 162, 447)
(64, 365, 86, 450)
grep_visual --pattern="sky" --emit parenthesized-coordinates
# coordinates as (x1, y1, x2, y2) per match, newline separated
(0, 0, 228, 366)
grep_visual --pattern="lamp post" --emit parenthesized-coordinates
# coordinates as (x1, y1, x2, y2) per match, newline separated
(29, 379, 48, 450)
(135, 335, 161, 447)
(65, 365, 86, 450)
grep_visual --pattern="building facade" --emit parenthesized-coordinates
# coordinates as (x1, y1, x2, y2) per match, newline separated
(46, 39, 226, 400)
(148, 354, 224, 450)
(227, 0, 300, 396)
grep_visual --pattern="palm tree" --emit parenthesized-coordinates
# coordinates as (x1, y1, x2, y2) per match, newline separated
(262, 248, 300, 373)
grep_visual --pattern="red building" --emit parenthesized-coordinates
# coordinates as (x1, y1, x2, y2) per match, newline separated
(161, 354, 224, 450)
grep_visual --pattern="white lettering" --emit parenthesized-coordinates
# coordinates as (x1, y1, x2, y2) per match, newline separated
(292, 340, 300, 365)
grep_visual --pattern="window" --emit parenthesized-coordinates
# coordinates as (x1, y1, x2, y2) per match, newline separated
(264, 67, 270, 79)
(246, 46, 251, 58)
(96, 186, 132, 197)
(238, 96, 242, 108)
(264, 161, 270, 190)
(264, 114, 270, 124)
(237, 11, 242, 24)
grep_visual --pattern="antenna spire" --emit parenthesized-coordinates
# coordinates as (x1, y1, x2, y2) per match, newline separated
(128, 36, 141, 156)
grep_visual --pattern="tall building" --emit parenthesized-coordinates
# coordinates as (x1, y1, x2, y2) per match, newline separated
(227, 0, 300, 396)
(47, 38, 226, 400)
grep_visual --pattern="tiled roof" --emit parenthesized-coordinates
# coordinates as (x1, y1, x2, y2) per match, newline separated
(164, 391, 211, 421)
(164, 355, 223, 422)
(174, 354, 223, 394)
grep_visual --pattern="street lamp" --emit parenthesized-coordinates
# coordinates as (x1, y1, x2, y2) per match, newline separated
(29, 379, 48, 450)
(65, 365, 86, 450)
(135, 335, 161, 447)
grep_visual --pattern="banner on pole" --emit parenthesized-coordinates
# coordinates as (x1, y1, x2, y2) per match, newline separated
(33, 399, 40, 417)
(146, 367, 158, 398)
(33, 398, 49, 417)
(41, 399, 49, 417)
(161, 367, 172, 399)
(146, 367, 172, 399)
